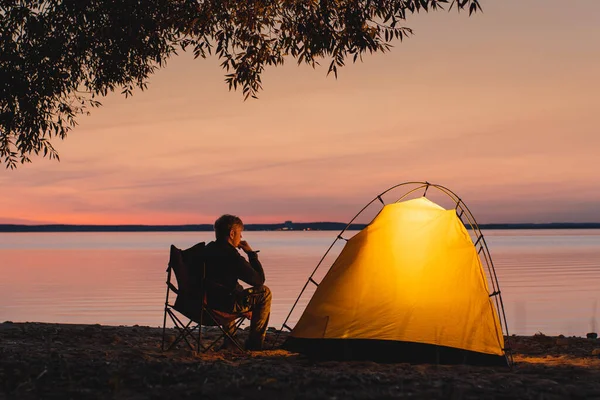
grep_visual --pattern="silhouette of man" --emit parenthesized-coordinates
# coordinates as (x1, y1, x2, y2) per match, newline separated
(204, 214, 272, 350)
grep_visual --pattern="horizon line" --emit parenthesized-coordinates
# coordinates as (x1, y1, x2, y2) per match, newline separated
(2, 221, 600, 233)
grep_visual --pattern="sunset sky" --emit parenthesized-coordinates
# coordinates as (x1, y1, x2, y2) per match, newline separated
(1, 0, 599, 225)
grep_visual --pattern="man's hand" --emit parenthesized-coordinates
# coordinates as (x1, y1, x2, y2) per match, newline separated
(237, 240, 253, 254)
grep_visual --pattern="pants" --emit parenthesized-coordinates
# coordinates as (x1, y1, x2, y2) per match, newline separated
(225, 285, 272, 349)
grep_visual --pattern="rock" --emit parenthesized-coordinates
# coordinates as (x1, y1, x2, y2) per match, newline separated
(556, 338, 569, 346)
(592, 348, 600, 356)
(587, 332, 598, 339)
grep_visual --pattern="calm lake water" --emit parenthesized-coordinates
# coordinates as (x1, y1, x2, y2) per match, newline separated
(1, 230, 599, 336)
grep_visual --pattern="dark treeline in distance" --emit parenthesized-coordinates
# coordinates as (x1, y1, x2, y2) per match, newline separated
(2, 222, 600, 233)
(0, 222, 363, 232)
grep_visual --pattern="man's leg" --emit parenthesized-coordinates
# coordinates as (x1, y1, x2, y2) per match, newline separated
(237, 285, 272, 350)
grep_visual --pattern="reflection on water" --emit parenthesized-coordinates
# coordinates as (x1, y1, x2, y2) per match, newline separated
(0, 230, 599, 336)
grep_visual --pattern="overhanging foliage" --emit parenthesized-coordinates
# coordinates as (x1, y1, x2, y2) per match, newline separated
(0, 0, 481, 168)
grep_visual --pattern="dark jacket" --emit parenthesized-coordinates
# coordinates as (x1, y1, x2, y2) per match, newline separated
(204, 239, 265, 310)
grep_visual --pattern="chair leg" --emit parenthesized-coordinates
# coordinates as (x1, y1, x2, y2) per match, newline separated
(163, 307, 249, 354)
(196, 328, 210, 353)
(226, 318, 247, 352)
(201, 312, 248, 353)
(161, 306, 168, 351)
(171, 320, 196, 351)
(166, 309, 198, 352)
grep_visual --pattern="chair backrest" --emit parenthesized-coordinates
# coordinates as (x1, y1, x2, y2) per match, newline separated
(168, 242, 206, 320)
(167, 241, 252, 325)
(169, 242, 205, 296)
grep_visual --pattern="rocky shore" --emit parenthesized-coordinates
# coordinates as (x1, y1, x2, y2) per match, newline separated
(1, 322, 599, 399)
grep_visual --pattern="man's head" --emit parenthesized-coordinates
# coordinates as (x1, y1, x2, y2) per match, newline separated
(214, 214, 244, 247)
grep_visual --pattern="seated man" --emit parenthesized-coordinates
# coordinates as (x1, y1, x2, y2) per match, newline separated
(204, 214, 272, 351)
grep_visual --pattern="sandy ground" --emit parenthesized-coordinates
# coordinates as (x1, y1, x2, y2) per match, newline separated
(1, 322, 600, 399)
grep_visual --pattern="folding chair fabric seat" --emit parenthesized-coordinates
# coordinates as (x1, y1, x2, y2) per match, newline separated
(161, 242, 251, 353)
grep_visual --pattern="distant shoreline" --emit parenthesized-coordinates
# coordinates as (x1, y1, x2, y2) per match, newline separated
(2, 222, 600, 232)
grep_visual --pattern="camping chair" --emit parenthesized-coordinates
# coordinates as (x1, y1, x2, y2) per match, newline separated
(161, 242, 251, 353)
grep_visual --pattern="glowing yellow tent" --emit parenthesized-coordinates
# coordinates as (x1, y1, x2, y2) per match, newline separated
(284, 196, 507, 365)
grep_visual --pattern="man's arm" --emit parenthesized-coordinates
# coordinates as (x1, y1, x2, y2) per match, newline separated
(234, 240, 265, 286)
